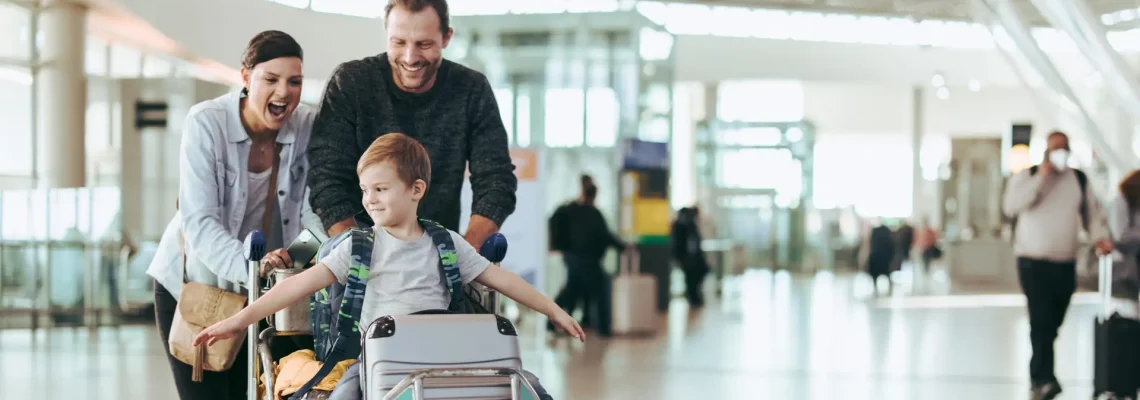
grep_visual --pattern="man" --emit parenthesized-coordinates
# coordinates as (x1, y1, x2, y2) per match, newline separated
(308, 0, 517, 248)
(1003, 131, 1114, 400)
(548, 175, 626, 334)
(670, 206, 709, 307)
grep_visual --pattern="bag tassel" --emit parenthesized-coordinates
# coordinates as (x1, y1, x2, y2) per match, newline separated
(192, 344, 205, 382)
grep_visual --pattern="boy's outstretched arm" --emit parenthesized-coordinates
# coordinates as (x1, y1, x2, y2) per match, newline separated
(474, 266, 585, 342)
(194, 265, 337, 346)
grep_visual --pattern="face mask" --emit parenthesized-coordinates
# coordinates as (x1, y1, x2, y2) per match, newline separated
(1049, 149, 1070, 171)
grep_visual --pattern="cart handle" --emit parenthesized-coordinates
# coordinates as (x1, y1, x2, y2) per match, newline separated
(379, 367, 542, 400)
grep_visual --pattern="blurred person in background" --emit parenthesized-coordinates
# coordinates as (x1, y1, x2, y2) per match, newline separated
(307, 0, 517, 248)
(1002, 130, 1113, 400)
(862, 219, 894, 295)
(892, 220, 914, 275)
(912, 217, 941, 276)
(146, 31, 318, 400)
(1107, 170, 1140, 317)
(547, 175, 627, 333)
(671, 206, 709, 307)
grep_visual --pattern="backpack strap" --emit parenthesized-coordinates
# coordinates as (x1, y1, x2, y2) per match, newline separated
(338, 228, 376, 337)
(1075, 168, 1089, 231)
(291, 227, 374, 400)
(418, 218, 471, 313)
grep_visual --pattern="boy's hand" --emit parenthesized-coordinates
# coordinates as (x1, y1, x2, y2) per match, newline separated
(193, 316, 247, 346)
(548, 309, 586, 342)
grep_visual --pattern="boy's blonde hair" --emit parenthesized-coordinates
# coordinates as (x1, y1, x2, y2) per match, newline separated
(357, 133, 432, 190)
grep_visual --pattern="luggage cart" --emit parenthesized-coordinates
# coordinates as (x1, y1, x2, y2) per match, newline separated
(250, 233, 513, 400)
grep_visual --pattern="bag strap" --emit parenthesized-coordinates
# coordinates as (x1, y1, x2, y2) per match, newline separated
(176, 143, 281, 284)
(419, 218, 469, 313)
(262, 143, 282, 235)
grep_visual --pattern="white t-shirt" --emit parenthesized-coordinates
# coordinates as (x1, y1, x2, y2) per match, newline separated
(318, 226, 491, 329)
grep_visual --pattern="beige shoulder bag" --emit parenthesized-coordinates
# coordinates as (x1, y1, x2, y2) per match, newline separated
(168, 144, 280, 381)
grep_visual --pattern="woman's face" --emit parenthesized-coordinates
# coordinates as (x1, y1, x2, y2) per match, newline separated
(241, 56, 303, 131)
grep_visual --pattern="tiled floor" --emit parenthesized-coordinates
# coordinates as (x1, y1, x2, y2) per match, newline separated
(0, 269, 1111, 399)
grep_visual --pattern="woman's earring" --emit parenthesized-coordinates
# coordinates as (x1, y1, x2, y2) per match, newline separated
(240, 87, 249, 98)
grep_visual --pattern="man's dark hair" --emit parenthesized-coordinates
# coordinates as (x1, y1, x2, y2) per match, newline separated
(385, 0, 451, 35)
(580, 174, 597, 202)
(240, 30, 303, 70)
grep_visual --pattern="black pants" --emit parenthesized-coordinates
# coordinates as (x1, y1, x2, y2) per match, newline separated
(679, 257, 709, 303)
(553, 254, 606, 328)
(154, 281, 249, 400)
(1017, 258, 1077, 386)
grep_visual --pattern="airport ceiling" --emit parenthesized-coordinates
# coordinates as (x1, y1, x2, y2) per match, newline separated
(663, 0, 1140, 26)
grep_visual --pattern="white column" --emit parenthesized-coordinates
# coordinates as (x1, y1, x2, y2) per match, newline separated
(35, 0, 87, 188)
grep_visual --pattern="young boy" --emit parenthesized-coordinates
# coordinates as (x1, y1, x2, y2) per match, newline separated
(194, 133, 583, 399)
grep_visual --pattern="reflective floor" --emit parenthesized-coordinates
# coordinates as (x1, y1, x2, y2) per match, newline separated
(0, 269, 1108, 400)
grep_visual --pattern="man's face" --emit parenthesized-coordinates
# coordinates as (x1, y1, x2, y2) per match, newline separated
(385, 5, 452, 94)
(1046, 134, 1069, 156)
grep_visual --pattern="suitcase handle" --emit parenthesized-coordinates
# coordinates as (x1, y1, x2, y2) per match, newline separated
(1099, 253, 1115, 319)
(620, 247, 640, 276)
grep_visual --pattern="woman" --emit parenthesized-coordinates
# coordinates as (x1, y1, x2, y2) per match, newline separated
(1109, 169, 1140, 316)
(146, 30, 318, 399)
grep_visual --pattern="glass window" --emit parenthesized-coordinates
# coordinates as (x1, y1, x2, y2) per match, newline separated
(269, 0, 311, 8)
(142, 55, 173, 78)
(0, 66, 33, 176)
(671, 84, 695, 209)
(585, 87, 618, 147)
(717, 80, 804, 122)
(813, 135, 913, 217)
(85, 37, 108, 76)
(544, 88, 584, 148)
(0, 3, 30, 62)
(493, 88, 513, 145)
(310, 0, 385, 18)
(1, 190, 31, 239)
(715, 148, 803, 206)
(516, 90, 531, 148)
(109, 44, 142, 78)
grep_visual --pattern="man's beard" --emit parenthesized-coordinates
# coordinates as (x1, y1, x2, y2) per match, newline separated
(392, 58, 440, 92)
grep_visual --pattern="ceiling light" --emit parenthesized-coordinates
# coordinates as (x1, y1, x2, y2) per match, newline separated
(936, 87, 950, 100)
(931, 73, 945, 87)
(968, 80, 981, 91)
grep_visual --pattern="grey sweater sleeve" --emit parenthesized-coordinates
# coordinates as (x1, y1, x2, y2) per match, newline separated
(307, 63, 364, 231)
(465, 75, 518, 228)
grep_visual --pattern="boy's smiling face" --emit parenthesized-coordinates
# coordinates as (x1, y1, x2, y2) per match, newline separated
(359, 161, 425, 228)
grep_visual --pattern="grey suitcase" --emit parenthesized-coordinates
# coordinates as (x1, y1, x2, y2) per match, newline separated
(361, 313, 529, 399)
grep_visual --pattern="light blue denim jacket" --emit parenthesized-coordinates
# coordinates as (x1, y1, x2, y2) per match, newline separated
(146, 90, 322, 300)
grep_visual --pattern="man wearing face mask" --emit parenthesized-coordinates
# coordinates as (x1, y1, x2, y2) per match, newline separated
(307, 0, 517, 248)
(1003, 131, 1114, 400)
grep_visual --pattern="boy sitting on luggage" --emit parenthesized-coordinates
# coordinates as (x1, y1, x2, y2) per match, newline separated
(193, 133, 583, 399)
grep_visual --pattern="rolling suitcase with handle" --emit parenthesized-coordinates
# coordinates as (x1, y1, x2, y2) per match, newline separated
(610, 248, 657, 335)
(1093, 253, 1140, 400)
(361, 313, 538, 400)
